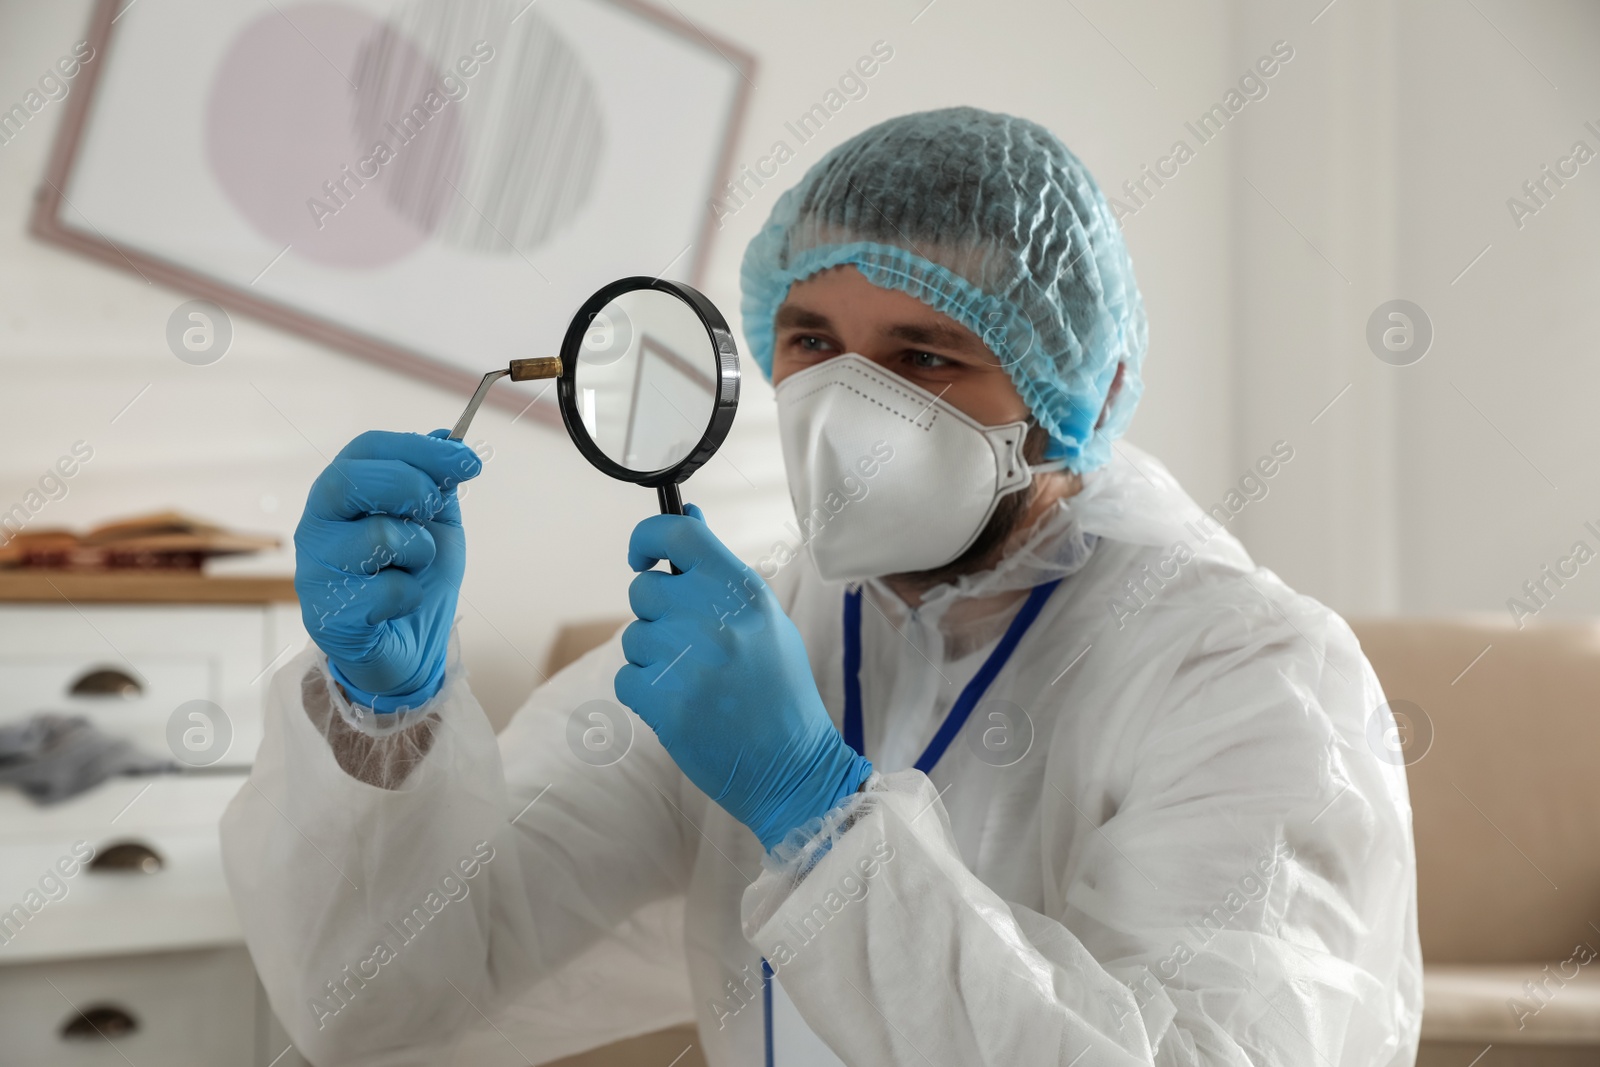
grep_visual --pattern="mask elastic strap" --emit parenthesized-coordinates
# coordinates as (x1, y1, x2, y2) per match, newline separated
(1028, 457, 1070, 475)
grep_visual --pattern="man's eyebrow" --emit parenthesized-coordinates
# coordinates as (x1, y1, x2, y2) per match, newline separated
(776, 303, 982, 352)
(886, 320, 983, 352)
(774, 304, 833, 330)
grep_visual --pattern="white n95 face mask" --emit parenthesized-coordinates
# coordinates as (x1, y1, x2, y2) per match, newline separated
(773, 353, 1062, 582)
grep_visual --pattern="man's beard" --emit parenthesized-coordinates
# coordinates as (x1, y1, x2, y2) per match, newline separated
(882, 423, 1051, 592)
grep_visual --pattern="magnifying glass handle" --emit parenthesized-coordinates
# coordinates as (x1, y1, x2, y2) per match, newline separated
(657, 485, 684, 575)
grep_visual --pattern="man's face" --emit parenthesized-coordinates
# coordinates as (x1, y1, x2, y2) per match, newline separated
(771, 265, 1031, 426)
(772, 264, 1059, 590)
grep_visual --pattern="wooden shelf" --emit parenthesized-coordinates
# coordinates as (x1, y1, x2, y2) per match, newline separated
(0, 570, 297, 604)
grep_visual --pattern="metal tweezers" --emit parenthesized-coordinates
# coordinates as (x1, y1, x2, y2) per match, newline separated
(449, 357, 562, 440)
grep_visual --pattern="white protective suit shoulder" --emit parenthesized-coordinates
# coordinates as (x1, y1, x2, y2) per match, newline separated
(221, 440, 1422, 1067)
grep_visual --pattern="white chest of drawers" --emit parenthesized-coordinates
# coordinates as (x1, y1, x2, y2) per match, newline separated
(0, 573, 309, 1067)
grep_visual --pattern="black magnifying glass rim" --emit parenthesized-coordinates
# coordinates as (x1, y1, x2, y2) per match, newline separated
(556, 276, 740, 490)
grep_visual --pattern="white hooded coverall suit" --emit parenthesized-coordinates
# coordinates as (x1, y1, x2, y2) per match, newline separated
(221, 440, 1423, 1066)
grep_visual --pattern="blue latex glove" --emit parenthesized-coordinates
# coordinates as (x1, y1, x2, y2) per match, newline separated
(293, 429, 482, 711)
(614, 505, 872, 852)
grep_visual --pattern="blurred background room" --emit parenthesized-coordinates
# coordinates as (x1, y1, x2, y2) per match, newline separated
(0, 0, 1597, 1064)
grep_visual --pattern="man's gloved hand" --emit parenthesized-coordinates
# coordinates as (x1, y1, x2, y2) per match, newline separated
(614, 506, 872, 852)
(294, 430, 482, 712)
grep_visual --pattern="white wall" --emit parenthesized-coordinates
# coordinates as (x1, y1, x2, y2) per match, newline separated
(1391, 0, 1600, 621)
(25, 2, 1587, 716)
(18, 0, 1589, 722)
(0, 0, 1242, 725)
(1228, 0, 1404, 612)
(1226, 0, 1600, 629)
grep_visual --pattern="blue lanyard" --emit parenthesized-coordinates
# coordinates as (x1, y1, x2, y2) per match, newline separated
(762, 579, 1061, 1067)
(842, 578, 1062, 773)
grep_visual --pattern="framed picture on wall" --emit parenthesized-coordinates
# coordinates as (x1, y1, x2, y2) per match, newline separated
(31, 0, 755, 422)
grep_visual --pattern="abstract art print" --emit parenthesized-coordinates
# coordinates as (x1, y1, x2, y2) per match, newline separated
(33, 0, 754, 419)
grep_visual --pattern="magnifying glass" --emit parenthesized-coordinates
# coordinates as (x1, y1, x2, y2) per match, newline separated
(449, 276, 741, 570)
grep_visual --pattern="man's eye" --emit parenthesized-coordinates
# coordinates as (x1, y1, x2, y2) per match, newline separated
(906, 351, 952, 369)
(796, 335, 832, 352)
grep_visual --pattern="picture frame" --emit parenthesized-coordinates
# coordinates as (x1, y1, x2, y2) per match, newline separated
(30, 0, 756, 423)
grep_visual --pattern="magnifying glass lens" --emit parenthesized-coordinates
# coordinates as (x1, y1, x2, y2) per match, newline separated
(572, 288, 719, 475)
(448, 276, 739, 575)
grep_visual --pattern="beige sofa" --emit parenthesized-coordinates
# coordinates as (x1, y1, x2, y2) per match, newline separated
(540, 615, 1600, 1066)
(1350, 616, 1600, 1067)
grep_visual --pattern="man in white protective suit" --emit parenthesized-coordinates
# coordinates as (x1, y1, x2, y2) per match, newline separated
(222, 106, 1422, 1066)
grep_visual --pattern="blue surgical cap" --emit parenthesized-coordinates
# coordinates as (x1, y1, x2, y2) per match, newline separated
(739, 106, 1147, 472)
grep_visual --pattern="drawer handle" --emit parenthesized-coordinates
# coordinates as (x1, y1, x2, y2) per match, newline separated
(61, 1003, 139, 1040)
(68, 667, 144, 699)
(89, 841, 164, 874)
